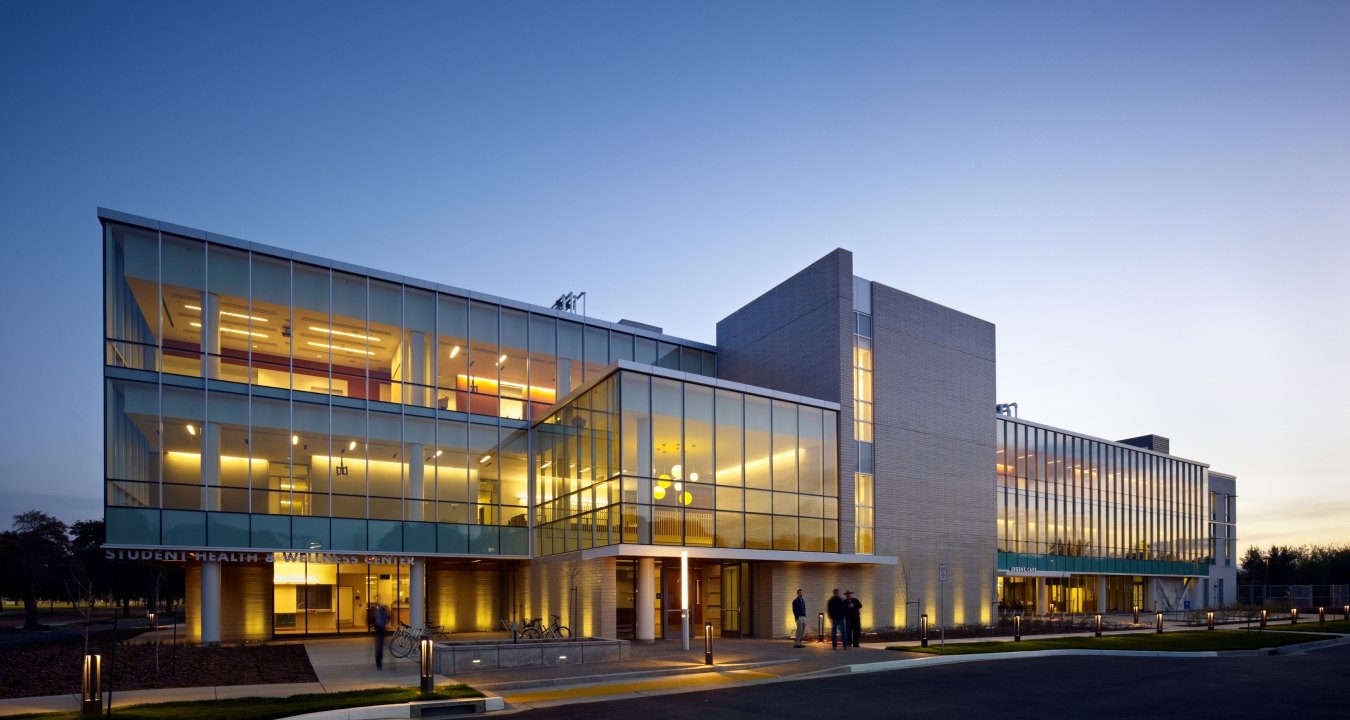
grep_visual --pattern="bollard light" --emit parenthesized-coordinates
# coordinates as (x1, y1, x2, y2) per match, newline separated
(81, 654, 101, 718)
(1049, 602, 1056, 618)
(1094, 614, 1102, 638)
(148, 612, 156, 630)
(818, 612, 825, 643)
(1207, 611, 1214, 631)
(1344, 604, 1349, 622)
(1291, 608, 1298, 625)
(1319, 607, 1325, 625)
(704, 622, 714, 665)
(1133, 605, 1140, 624)
(920, 614, 929, 648)
(1155, 612, 1164, 634)
(419, 638, 434, 692)
(1260, 609, 1267, 628)
(1013, 614, 1022, 642)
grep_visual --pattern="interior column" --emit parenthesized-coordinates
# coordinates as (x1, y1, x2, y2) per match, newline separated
(203, 292, 221, 379)
(202, 421, 221, 512)
(201, 560, 221, 645)
(409, 561, 424, 630)
(1097, 576, 1107, 613)
(636, 558, 655, 642)
(201, 292, 222, 512)
(409, 442, 425, 522)
(1037, 577, 1048, 616)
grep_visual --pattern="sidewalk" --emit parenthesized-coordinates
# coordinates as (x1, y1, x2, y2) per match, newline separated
(0, 617, 1339, 717)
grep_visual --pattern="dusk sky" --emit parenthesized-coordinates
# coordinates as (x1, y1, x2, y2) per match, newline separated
(1, 1, 1346, 552)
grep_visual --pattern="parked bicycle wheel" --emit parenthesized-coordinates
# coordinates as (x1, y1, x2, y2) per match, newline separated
(552, 625, 571, 639)
(389, 631, 416, 658)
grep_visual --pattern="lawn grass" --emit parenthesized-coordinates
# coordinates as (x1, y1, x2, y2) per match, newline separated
(887, 629, 1337, 655)
(1255, 618, 1350, 634)
(1, 684, 482, 720)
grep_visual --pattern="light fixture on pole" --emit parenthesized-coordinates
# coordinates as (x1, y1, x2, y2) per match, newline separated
(1260, 609, 1268, 628)
(704, 622, 714, 665)
(1207, 611, 1215, 630)
(81, 654, 101, 718)
(818, 612, 824, 643)
(1155, 612, 1164, 634)
(920, 613, 929, 648)
(680, 551, 690, 652)
(1291, 608, 1299, 625)
(1013, 614, 1022, 642)
(419, 638, 435, 692)
(1094, 614, 1102, 638)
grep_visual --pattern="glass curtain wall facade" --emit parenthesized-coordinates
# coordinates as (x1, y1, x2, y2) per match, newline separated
(995, 417, 1208, 576)
(852, 310, 874, 555)
(533, 368, 840, 555)
(102, 216, 715, 557)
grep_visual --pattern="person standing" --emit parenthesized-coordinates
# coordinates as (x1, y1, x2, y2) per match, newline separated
(826, 588, 848, 650)
(791, 589, 807, 647)
(844, 590, 863, 647)
(372, 596, 390, 669)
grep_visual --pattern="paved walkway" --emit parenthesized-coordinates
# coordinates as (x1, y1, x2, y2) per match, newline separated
(0, 616, 1339, 717)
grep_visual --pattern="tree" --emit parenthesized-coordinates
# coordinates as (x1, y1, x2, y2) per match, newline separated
(1, 511, 72, 630)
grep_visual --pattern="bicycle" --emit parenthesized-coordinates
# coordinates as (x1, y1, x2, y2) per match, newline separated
(387, 622, 449, 658)
(387, 622, 419, 658)
(521, 614, 570, 639)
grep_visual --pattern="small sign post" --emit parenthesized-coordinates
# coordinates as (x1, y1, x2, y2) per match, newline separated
(938, 563, 947, 650)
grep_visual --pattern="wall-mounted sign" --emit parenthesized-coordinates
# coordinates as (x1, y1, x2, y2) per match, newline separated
(103, 548, 416, 566)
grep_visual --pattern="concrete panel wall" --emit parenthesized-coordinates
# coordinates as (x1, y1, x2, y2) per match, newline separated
(426, 565, 506, 632)
(715, 249, 854, 405)
(716, 249, 858, 553)
(520, 555, 617, 638)
(185, 562, 272, 643)
(871, 284, 997, 627)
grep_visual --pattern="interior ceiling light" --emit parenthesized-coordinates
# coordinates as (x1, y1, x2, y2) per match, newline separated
(292, 435, 299, 445)
(449, 345, 461, 359)
(435, 449, 444, 457)
(185, 304, 268, 323)
(497, 354, 508, 365)
(348, 440, 357, 451)
(186, 424, 197, 436)
(539, 461, 552, 470)
(189, 321, 268, 338)
(479, 454, 492, 464)
(310, 326, 379, 342)
(307, 340, 375, 356)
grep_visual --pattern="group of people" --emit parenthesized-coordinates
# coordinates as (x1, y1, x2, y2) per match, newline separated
(792, 588, 862, 649)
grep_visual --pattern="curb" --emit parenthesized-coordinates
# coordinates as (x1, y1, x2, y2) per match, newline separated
(472, 659, 797, 692)
(283, 695, 505, 720)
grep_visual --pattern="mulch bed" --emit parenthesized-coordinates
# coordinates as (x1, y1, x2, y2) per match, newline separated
(0, 633, 317, 699)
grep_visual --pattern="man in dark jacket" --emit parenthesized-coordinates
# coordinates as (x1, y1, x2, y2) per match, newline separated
(826, 588, 848, 650)
(791, 589, 807, 647)
(372, 597, 390, 669)
(844, 590, 863, 647)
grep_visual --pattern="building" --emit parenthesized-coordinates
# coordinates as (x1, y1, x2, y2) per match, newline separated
(100, 208, 1236, 643)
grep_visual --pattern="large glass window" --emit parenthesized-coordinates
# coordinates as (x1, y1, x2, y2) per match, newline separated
(536, 369, 839, 555)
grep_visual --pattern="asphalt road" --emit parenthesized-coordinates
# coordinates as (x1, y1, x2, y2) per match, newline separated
(523, 643, 1350, 719)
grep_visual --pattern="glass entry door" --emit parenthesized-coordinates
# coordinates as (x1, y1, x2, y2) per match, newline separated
(663, 565, 702, 637)
(720, 562, 748, 638)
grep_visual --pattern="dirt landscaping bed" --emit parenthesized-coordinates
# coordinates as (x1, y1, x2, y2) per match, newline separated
(0, 633, 316, 699)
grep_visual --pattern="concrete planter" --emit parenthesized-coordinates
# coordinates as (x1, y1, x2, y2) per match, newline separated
(432, 638, 629, 674)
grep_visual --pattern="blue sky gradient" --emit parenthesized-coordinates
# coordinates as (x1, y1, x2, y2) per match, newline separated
(2, 1, 1347, 548)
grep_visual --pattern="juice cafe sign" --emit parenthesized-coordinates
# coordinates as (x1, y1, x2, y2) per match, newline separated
(103, 548, 416, 565)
